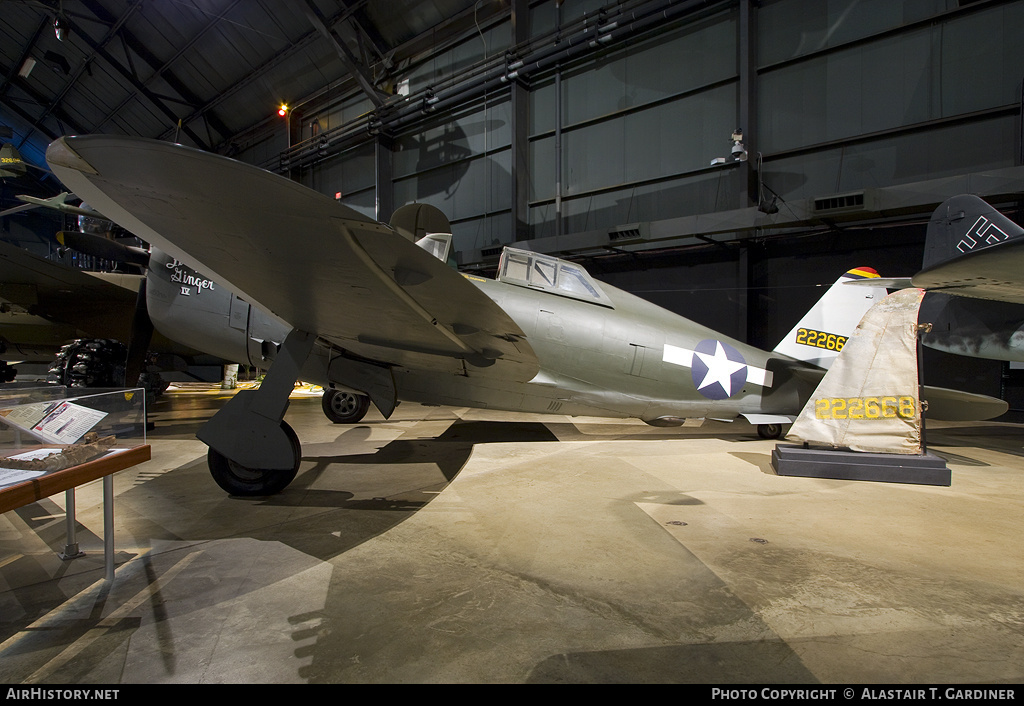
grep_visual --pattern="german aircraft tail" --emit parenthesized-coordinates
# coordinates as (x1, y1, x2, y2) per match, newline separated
(772, 268, 890, 369)
(913, 195, 1024, 305)
(921, 194, 1024, 272)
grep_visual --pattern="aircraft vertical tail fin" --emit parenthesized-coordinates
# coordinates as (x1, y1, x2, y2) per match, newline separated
(772, 268, 890, 369)
(0, 143, 27, 177)
(921, 194, 1024, 271)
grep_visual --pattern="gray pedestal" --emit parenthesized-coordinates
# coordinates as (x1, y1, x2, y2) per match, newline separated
(771, 444, 950, 486)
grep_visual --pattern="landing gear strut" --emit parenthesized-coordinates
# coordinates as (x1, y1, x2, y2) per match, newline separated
(199, 329, 315, 495)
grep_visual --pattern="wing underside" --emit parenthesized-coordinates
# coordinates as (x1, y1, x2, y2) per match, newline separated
(912, 241, 1024, 304)
(46, 135, 538, 380)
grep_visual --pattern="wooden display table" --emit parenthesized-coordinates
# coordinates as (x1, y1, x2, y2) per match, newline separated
(0, 444, 152, 580)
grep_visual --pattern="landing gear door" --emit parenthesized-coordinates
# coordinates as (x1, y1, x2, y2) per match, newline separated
(229, 294, 263, 368)
(229, 294, 249, 333)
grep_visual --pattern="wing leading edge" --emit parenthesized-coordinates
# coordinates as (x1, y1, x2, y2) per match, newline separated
(46, 135, 538, 379)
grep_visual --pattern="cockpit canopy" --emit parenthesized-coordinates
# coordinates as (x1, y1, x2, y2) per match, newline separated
(496, 247, 614, 308)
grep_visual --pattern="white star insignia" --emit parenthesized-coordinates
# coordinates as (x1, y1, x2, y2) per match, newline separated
(694, 341, 747, 397)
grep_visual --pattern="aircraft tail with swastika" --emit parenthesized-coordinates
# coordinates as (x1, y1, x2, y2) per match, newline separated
(921, 194, 1024, 274)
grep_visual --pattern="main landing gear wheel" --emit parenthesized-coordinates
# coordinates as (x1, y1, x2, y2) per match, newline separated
(322, 389, 370, 424)
(207, 421, 301, 496)
(757, 423, 784, 440)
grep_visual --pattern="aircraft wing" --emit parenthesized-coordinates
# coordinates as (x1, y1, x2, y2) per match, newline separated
(0, 238, 138, 341)
(912, 195, 1024, 304)
(46, 135, 538, 378)
(0, 201, 37, 218)
(913, 241, 1024, 304)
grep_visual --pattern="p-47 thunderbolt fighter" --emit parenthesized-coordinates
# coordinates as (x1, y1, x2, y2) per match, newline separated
(47, 135, 888, 496)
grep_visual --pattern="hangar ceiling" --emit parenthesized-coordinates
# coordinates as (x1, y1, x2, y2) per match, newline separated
(3, 0, 1023, 269)
(0, 0, 502, 184)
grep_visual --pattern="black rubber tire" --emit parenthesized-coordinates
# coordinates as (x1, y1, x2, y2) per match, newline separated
(757, 423, 784, 440)
(321, 389, 370, 424)
(207, 421, 301, 496)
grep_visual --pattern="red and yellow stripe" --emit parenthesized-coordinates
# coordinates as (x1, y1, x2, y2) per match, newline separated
(844, 267, 879, 280)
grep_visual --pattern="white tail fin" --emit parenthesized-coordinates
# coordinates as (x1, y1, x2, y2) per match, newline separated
(773, 267, 890, 369)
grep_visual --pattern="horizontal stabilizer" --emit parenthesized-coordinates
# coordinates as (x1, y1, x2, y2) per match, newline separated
(0, 143, 26, 178)
(921, 385, 1007, 421)
(844, 277, 913, 290)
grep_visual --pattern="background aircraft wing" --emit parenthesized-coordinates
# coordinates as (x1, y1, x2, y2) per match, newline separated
(0, 239, 204, 361)
(47, 135, 537, 379)
(0, 238, 138, 344)
(912, 194, 1024, 304)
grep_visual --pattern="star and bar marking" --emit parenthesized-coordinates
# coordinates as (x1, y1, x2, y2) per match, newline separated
(663, 340, 773, 400)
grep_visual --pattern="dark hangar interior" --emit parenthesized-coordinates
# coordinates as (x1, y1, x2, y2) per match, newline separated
(0, 0, 1022, 685)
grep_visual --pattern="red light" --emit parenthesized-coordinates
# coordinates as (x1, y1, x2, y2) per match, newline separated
(278, 104, 288, 117)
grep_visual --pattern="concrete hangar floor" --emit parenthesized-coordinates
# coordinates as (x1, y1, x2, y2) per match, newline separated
(0, 384, 1021, 685)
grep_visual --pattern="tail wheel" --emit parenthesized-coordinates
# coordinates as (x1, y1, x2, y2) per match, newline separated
(757, 423, 784, 440)
(207, 421, 301, 496)
(321, 389, 370, 424)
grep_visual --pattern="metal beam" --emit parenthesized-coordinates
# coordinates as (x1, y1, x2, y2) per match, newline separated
(302, 0, 387, 109)
(77, 0, 231, 147)
(276, 0, 730, 173)
(738, 0, 757, 210)
(158, 29, 322, 145)
(39, 1, 208, 149)
(0, 15, 48, 100)
(93, 0, 245, 134)
(1, 65, 89, 141)
(16, 0, 146, 150)
(337, 0, 390, 67)
(375, 136, 393, 223)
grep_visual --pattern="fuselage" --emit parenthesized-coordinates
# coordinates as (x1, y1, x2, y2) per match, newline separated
(375, 275, 815, 423)
(146, 247, 817, 424)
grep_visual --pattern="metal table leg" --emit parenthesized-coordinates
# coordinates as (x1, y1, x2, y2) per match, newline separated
(58, 488, 84, 560)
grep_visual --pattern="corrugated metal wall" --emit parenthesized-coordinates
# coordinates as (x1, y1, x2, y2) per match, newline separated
(284, 0, 1022, 399)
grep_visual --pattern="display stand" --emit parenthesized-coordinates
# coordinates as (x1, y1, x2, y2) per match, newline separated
(770, 444, 950, 486)
(771, 289, 950, 486)
(0, 384, 150, 581)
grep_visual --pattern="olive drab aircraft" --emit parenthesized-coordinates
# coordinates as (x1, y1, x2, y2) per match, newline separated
(45, 135, 895, 497)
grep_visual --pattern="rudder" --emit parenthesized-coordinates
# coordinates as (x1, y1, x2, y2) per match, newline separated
(772, 267, 889, 369)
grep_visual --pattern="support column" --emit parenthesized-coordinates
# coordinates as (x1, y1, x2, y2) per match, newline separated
(376, 136, 394, 223)
(510, 0, 531, 241)
(738, 0, 758, 209)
